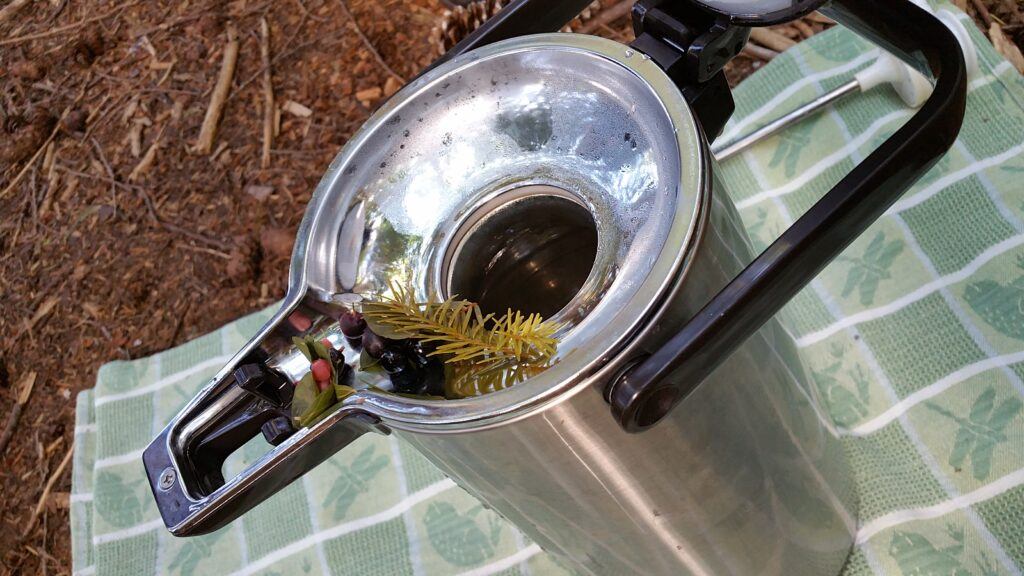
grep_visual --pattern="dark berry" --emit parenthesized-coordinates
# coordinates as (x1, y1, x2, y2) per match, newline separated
(362, 330, 386, 358)
(390, 369, 422, 394)
(327, 346, 344, 367)
(336, 362, 355, 388)
(419, 358, 446, 397)
(339, 310, 366, 338)
(378, 349, 406, 374)
(311, 359, 331, 383)
(403, 340, 430, 368)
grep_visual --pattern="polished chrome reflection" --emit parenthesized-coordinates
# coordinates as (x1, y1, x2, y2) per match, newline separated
(151, 34, 857, 576)
(446, 186, 598, 319)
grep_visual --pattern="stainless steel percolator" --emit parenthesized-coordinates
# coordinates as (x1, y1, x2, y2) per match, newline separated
(144, 1, 967, 574)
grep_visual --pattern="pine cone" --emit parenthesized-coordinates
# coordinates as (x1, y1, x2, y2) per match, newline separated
(432, 0, 601, 57)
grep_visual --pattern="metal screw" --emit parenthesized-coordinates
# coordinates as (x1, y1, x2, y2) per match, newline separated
(158, 467, 176, 491)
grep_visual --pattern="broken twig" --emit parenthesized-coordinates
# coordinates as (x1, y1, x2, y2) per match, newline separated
(578, 0, 631, 35)
(337, 0, 404, 82)
(0, 2, 136, 47)
(0, 79, 91, 201)
(989, 23, 1024, 74)
(0, 372, 37, 456)
(194, 23, 239, 154)
(260, 17, 274, 169)
(24, 441, 74, 538)
(0, 0, 32, 27)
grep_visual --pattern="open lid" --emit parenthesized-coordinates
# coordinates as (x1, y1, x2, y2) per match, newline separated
(292, 33, 709, 428)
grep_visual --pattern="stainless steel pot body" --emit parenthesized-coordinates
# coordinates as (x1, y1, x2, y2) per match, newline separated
(145, 33, 856, 576)
(395, 178, 857, 575)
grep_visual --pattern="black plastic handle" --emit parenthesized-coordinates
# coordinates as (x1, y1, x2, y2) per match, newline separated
(608, 0, 968, 431)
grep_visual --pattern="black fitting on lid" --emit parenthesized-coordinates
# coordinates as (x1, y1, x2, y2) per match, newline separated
(234, 363, 292, 408)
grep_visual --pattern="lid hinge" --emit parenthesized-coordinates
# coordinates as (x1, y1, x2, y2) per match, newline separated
(630, 0, 749, 140)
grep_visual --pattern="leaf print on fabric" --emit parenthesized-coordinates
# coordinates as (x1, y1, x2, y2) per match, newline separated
(926, 387, 1022, 480)
(811, 344, 870, 428)
(168, 527, 226, 576)
(424, 502, 503, 567)
(323, 444, 389, 520)
(746, 207, 779, 252)
(95, 471, 144, 528)
(811, 32, 870, 62)
(964, 255, 1024, 340)
(839, 231, 904, 306)
(768, 115, 818, 178)
(888, 528, 971, 576)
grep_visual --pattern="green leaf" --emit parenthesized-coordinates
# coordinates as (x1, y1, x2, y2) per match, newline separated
(297, 386, 337, 428)
(291, 374, 318, 425)
(293, 337, 312, 362)
(311, 339, 331, 362)
(335, 383, 357, 402)
(356, 371, 386, 388)
(359, 348, 381, 371)
(361, 310, 411, 340)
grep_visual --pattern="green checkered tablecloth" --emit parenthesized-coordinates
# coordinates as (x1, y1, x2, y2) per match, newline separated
(71, 6, 1024, 575)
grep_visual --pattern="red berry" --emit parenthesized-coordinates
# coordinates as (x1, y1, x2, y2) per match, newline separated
(321, 338, 334, 350)
(316, 378, 331, 392)
(311, 359, 331, 383)
(288, 310, 312, 332)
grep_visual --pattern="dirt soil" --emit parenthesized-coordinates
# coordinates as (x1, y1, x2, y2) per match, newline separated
(0, 0, 1020, 574)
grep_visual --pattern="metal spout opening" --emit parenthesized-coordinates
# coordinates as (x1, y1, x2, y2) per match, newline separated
(446, 186, 598, 320)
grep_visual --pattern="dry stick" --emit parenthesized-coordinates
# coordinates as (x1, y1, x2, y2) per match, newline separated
(128, 126, 165, 182)
(749, 27, 796, 52)
(0, 1, 136, 47)
(259, 17, 274, 170)
(989, 22, 1024, 74)
(969, 0, 993, 27)
(0, 372, 36, 457)
(337, 0, 404, 82)
(194, 23, 239, 155)
(578, 0, 632, 35)
(0, 78, 91, 201)
(0, 0, 32, 26)
(743, 42, 780, 61)
(23, 441, 74, 538)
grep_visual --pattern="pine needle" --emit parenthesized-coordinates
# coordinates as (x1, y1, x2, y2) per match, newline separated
(362, 282, 560, 367)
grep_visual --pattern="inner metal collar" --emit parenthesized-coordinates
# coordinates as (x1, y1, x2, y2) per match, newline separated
(292, 33, 708, 429)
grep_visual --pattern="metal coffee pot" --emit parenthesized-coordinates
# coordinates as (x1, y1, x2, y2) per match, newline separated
(144, 0, 966, 573)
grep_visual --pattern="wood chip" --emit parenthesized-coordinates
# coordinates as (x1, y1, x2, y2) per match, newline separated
(129, 121, 144, 158)
(245, 184, 273, 201)
(129, 127, 165, 182)
(282, 99, 313, 118)
(25, 296, 59, 334)
(750, 27, 797, 53)
(989, 23, 1024, 75)
(47, 491, 70, 511)
(194, 23, 239, 154)
(355, 86, 382, 107)
(383, 76, 402, 97)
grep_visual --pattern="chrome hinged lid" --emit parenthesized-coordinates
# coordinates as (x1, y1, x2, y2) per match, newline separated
(290, 33, 710, 427)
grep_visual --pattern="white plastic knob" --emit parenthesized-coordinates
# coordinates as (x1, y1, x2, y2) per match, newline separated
(908, 0, 981, 81)
(854, 52, 933, 108)
(937, 9, 980, 80)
